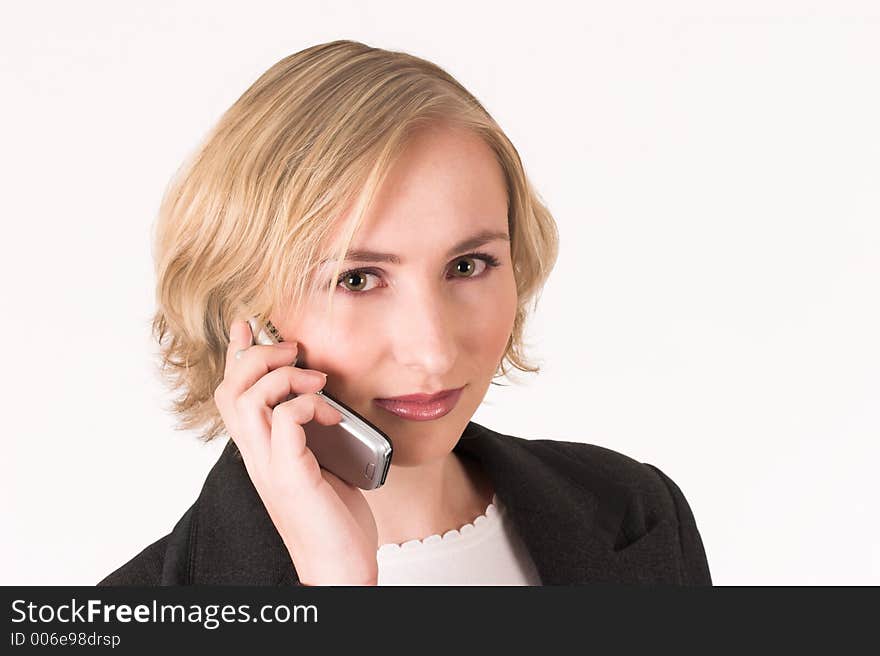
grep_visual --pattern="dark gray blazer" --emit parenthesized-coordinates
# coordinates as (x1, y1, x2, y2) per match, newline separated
(98, 421, 712, 586)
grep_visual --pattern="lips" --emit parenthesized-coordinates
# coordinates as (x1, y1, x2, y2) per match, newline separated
(373, 386, 465, 421)
(378, 387, 463, 403)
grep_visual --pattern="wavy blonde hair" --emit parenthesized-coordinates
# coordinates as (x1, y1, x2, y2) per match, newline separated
(151, 39, 559, 442)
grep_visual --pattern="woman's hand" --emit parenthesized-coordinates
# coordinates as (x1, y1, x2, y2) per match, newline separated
(212, 318, 379, 585)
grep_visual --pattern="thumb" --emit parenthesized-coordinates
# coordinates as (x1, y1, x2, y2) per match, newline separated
(239, 318, 255, 347)
(228, 318, 254, 356)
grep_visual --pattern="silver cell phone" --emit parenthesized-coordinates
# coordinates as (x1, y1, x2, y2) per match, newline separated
(246, 317, 393, 490)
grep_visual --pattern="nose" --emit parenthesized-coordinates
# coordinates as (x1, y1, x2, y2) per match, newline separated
(386, 283, 459, 378)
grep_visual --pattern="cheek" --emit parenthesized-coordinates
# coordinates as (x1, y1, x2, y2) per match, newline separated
(474, 274, 518, 354)
(302, 303, 380, 371)
(492, 266, 518, 317)
(271, 301, 355, 368)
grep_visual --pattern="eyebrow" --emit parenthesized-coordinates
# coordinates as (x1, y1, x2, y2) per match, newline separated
(321, 229, 510, 265)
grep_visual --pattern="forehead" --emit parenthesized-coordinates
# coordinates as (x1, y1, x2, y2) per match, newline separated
(325, 125, 509, 259)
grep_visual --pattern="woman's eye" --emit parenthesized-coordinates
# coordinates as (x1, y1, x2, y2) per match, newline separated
(449, 255, 488, 278)
(336, 252, 501, 295)
(338, 270, 380, 293)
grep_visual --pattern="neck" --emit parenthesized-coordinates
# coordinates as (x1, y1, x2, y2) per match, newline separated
(362, 450, 493, 548)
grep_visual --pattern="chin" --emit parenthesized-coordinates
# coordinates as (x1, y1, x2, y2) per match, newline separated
(374, 413, 469, 465)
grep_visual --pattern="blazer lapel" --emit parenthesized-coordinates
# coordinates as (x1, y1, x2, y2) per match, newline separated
(453, 422, 681, 584)
(175, 420, 679, 585)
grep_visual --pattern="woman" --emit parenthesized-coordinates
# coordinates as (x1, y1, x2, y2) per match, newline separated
(99, 39, 711, 586)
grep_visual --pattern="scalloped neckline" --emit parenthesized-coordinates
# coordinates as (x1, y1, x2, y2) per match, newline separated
(376, 493, 500, 555)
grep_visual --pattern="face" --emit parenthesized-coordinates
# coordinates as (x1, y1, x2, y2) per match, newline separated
(270, 124, 517, 467)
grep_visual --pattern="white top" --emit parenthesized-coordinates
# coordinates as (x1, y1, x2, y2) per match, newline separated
(375, 493, 543, 586)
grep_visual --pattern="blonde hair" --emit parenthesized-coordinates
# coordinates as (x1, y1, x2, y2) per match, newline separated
(151, 39, 559, 442)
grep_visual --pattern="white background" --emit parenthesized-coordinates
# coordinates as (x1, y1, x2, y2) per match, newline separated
(1, 0, 878, 585)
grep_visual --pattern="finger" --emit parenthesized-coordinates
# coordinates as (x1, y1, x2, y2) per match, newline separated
(224, 318, 253, 380)
(268, 394, 343, 492)
(241, 365, 329, 411)
(232, 365, 331, 461)
(223, 320, 300, 396)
